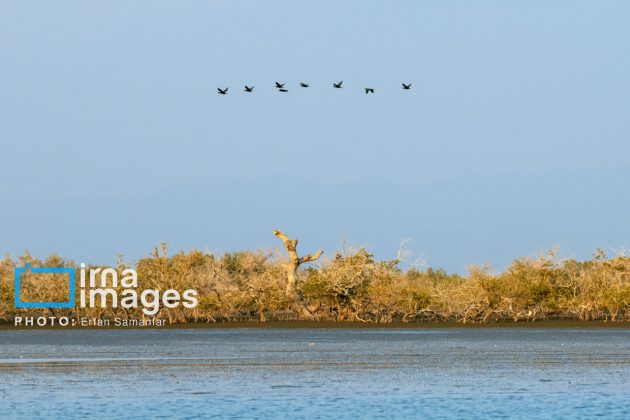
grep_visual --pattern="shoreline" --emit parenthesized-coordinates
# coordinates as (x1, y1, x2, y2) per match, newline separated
(2, 319, 630, 330)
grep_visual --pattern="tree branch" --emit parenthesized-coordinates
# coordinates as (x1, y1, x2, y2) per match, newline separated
(300, 249, 324, 264)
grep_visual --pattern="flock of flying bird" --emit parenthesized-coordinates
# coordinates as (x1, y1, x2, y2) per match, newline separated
(216, 81, 412, 95)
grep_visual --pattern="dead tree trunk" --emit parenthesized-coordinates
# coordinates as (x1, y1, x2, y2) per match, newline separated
(273, 229, 323, 300)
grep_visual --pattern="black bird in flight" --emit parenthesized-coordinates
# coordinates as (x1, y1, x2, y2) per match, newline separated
(402, 83, 411, 90)
(244, 85, 254, 92)
(278, 88, 288, 93)
(217, 87, 228, 95)
(300, 82, 309, 88)
(333, 81, 343, 88)
(365, 88, 374, 94)
(275, 82, 285, 88)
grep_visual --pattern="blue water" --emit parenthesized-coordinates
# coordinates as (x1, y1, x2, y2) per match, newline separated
(0, 328, 629, 419)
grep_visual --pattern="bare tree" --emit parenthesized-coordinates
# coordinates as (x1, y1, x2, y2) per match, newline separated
(273, 229, 323, 299)
(396, 239, 427, 270)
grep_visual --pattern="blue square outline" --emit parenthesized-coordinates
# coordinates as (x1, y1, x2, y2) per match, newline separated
(14, 264, 75, 309)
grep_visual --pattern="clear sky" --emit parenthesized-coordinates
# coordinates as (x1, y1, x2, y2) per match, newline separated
(1, 1, 629, 272)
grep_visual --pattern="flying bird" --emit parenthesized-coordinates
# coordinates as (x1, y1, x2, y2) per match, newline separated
(217, 87, 228, 95)
(365, 88, 374, 94)
(402, 83, 411, 90)
(278, 88, 288, 93)
(300, 82, 309, 88)
(275, 82, 285, 88)
(244, 85, 254, 92)
(333, 81, 343, 88)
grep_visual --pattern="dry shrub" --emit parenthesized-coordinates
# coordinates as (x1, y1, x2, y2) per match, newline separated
(1, 245, 630, 324)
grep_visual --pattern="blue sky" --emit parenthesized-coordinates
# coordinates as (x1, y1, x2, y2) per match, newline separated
(1, 1, 629, 272)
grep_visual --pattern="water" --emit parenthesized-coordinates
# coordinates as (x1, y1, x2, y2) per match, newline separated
(0, 328, 629, 419)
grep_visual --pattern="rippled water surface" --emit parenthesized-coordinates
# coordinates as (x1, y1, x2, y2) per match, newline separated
(1, 328, 629, 418)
